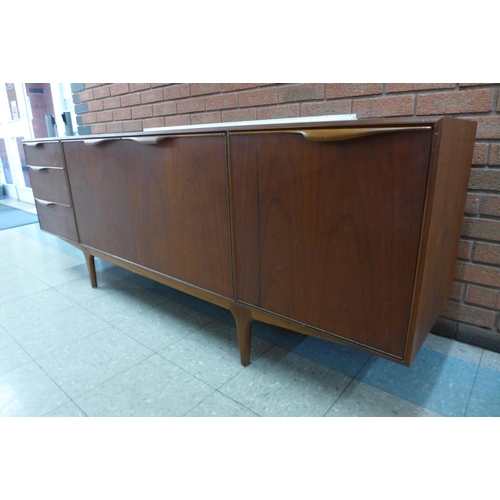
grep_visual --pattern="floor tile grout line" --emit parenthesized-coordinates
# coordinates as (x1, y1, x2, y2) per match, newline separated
(463, 351, 484, 417)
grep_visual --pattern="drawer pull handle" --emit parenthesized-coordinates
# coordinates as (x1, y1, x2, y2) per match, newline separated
(124, 136, 169, 145)
(35, 199, 57, 207)
(24, 142, 43, 147)
(28, 165, 63, 171)
(83, 138, 117, 146)
(297, 126, 431, 142)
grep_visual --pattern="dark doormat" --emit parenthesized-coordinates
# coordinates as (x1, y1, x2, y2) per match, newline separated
(0, 203, 39, 230)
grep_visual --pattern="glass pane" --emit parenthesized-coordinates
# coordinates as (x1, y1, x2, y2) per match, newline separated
(0, 138, 13, 184)
(16, 137, 31, 188)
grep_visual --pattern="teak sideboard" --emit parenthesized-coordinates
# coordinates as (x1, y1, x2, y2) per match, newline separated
(23, 116, 477, 367)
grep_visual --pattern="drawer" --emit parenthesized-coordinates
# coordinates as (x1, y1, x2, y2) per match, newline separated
(23, 141, 65, 168)
(35, 199, 79, 243)
(28, 166, 71, 206)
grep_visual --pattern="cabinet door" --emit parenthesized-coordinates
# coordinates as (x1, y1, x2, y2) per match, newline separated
(64, 134, 232, 298)
(230, 129, 433, 357)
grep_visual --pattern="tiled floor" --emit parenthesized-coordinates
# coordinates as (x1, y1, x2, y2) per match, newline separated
(0, 216, 499, 417)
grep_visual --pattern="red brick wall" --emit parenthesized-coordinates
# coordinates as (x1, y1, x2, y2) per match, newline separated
(72, 83, 500, 352)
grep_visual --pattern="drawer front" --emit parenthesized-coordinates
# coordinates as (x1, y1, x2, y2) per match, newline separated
(28, 166, 71, 206)
(35, 199, 79, 243)
(24, 141, 65, 168)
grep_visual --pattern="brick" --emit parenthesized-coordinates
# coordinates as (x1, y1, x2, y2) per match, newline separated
(474, 243, 500, 265)
(301, 101, 352, 116)
(457, 323, 500, 352)
(472, 143, 488, 165)
(82, 113, 96, 125)
(142, 117, 164, 129)
(177, 97, 205, 114)
(141, 88, 164, 104)
(84, 83, 101, 89)
(95, 110, 113, 122)
(441, 301, 495, 328)
(459, 83, 492, 87)
(222, 108, 257, 122)
(113, 108, 132, 121)
(77, 125, 92, 135)
(153, 102, 176, 116)
(278, 84, 324, 103)
(102, 96, 121, 110)
(475, 116, 500, 139)
(465, 194, 480, 214)
(74, 103, 88, 115)
(71, 83, 85, 92)
(221, 83, 258, 92)
(468, 169, 500, 190)
(481, 195, 500, 216)
(387, 83, 455, 93)
(163, 115, 190, 127)
(455, 261, 500, 287)
(457, 239, 473, 260)
(189, 83, 221, 96)
(450, 281, 464, 300)
(327, 83, 382, 98)
(78, 89, 94, 102)
(239, 88, 277, 108)
(129, 83, 151, 92)
(91, 124, 106, 134)
(257, 104, 300, 120)
(151, 83, 169, 88)
(109, 83, 129, 96)
(462, 218, 500, 242)
(205, 93, 238, 111)
(93, 86, 111, 99)
(416, 89, 494, 115)
(87, 100, 104, 112)
(105, 122, 124, 133)
(490, 144, 500, 165)
(353, 95, 414, 118)
(163, 84, 190, 100)
(465, 285, 500, 309)
(123, 121, 143, 132)
(191, 111, 221, 125)
(131, 105, 153, 119)
(121, 93, 141, 107)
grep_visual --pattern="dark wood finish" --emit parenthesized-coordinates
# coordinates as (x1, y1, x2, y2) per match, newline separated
(230, 130, 432, 358)
(27, 167, 72, 206)
(34, 200, 79, 242)
(23, 117, 477, 367)
(406, 117, 477, 363)
(63, 135, 232, 298)
(24, 142, 65, 167)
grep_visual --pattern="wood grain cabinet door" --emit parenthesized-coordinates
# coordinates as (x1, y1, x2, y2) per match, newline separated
(64, 134, 232, 298)
(229, 128, 434, 358)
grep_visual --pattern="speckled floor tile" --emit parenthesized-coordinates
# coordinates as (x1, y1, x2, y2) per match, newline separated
(55, 272, 132, 304)
(35, 263, 92, 288)
(357, 347, 478, 417)
(0, 361, 70, 417)
(0, 263, 33, 285)
(43, 401, 87, 417)
(220, 346, 352, 417)
(423, 334, 483, 364)
(480, 350, 500, 372)
(0, 329, 31, 376)
(465, 367, 500, 417)
(7, 305, 111, 359)
(114, 300, 215, 352)
(185, 391, 259, 417)
(283, 336, 372, 378)
(0, 289, 76, 330)
(0, 275, 51, 304)
(36, 327, 154, 399)
(74, 354, 214, 417)
(80, 285, 168, 324)
(326, 380, 442, 417)
(159, 320, 273, 389)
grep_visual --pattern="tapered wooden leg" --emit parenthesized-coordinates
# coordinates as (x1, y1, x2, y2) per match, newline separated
(83, 249, 98, 288)
(230, 303, 253, 367)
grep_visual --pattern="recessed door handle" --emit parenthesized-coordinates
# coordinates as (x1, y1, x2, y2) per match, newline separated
(83, 138, 118, 146)
(296, 126, 432, 141)
(35, 198, 57, 206)
(28, 165, 63, 171)
(123, 136, 170, 145)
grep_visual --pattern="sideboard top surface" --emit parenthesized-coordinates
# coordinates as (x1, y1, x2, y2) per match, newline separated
(22, 116, 459, 143)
